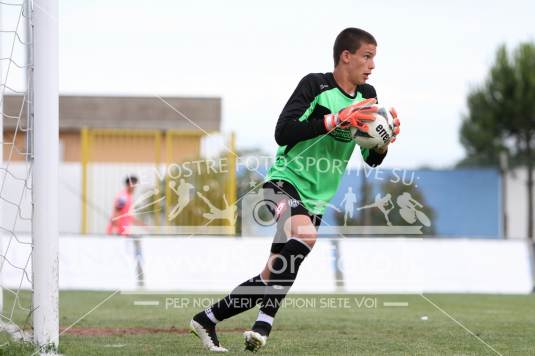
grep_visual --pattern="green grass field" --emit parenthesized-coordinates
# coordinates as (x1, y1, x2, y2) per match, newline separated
(1, 291, 535, 355)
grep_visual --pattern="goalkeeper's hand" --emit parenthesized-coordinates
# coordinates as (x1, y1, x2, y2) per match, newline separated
(374, 107, 400, 154)
(324, 98, 378, 132)
(389, 107, 400, 143)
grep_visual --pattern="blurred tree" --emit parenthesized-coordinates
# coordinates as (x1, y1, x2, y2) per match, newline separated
(376, 179, 436, 235)
(458, 42, 535, 239)
(359, 176, 373, 230)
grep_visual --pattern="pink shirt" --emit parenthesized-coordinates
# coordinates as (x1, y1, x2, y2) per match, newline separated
(106, 188, 134, 235)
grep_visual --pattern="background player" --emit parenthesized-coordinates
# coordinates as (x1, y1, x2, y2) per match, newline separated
(106, 175, 146, 286)
(106, 175, 144, 235)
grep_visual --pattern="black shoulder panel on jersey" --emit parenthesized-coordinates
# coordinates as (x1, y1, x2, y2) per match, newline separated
(274, 73, 331, 147)
(357, 84, 378, 101)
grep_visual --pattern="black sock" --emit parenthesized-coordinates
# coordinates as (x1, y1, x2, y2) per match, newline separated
(258, 238, 311, 325)
(206, 274, 267, 322)
(252, 320, 272, 337)
(193, 309, 215, 328)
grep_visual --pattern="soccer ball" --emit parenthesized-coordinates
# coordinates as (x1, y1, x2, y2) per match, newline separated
(350, 105, 394, 149)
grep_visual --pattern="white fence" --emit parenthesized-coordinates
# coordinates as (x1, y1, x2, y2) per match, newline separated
(1, 162, 160, 234)
(1, 163, 535, 238)
(1, 235, 532, 294)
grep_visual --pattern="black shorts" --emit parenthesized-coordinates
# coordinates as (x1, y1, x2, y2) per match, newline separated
(262, 180, 322, 254)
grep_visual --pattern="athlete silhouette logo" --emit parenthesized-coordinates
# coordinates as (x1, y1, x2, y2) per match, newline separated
(130, 186, 164, 216)
(357, 193, 395, 226)
(196, 191, 237, 225)
(396, 192, 431, 227)
(340, 187, 357, 226)
(168, 178, 195, 220)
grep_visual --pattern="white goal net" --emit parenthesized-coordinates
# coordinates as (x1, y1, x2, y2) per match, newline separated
(1, 0, 34, 344)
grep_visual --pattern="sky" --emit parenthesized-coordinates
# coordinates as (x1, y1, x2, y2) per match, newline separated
(5, 0, 535, 168)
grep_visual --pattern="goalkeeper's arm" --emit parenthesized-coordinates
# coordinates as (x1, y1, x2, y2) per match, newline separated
(274, 74, 329, 147)
(361, 147, 388, 167)
(274, 74, 378, 147)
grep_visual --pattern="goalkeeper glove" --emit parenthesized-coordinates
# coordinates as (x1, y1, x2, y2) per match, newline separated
(324, 98, 378, 132)
(389, 107, 400, 143)
(375, 107, 400, 153)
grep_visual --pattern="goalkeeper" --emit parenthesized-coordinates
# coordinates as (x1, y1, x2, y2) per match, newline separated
(190, 27, 400, 352)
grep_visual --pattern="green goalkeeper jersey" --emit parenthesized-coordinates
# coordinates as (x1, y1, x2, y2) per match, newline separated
(266, 72, 386, 215)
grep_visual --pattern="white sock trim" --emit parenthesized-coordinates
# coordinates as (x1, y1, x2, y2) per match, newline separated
(256, 311, 274, 325)
(288, 237, 312, 251)
(205, 307, 219, 324)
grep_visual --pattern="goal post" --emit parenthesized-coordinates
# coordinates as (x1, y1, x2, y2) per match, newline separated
(31, 0, 59, 350)
(0, 3, 4, 315)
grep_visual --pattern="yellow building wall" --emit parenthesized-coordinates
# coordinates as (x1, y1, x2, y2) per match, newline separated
(3, 130, 203, 163)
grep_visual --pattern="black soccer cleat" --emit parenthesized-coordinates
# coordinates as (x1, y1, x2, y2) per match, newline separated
(190, 312, 228, 352)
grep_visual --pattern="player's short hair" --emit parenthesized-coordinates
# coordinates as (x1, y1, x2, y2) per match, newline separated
(125, 175, 138, 186)
(333, 28, 377, 66)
